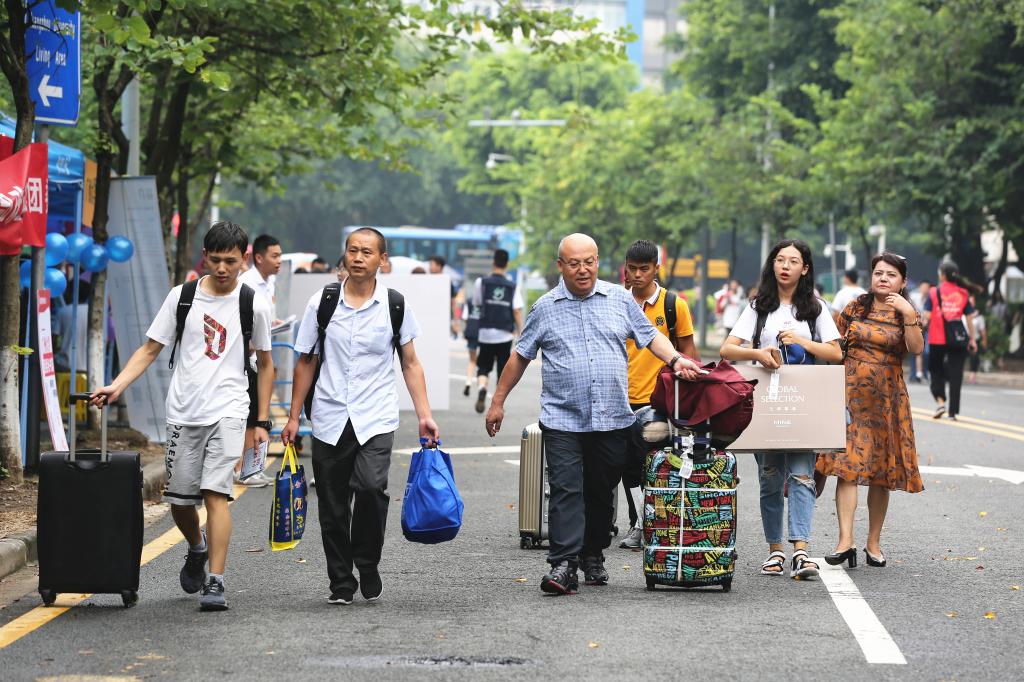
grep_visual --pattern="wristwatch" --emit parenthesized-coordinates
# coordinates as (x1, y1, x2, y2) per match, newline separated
(669, 354, 683, 370)
(254, 419, 273, 431)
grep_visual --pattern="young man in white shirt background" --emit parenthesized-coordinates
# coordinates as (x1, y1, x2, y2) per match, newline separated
(93, 221, 274, 611)
(236, 234, 283, 488)
(830, 268, 867, 318)
(282, 227, 440, 606)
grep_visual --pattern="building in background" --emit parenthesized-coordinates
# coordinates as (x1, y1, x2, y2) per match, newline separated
(427, 1, 687, 88)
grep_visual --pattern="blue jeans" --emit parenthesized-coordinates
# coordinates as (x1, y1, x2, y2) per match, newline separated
(754, 452, 816, 544)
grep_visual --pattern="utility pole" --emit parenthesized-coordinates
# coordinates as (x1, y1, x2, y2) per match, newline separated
(760, 2, 776, 265)
(122, 79, 140, 176)
(828, 212, 838, 293)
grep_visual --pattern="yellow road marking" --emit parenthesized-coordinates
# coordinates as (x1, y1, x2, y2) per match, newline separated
(911, 409, 1024, 443)
(945, 413, 1024, 435)
(0, 457, 279, 650)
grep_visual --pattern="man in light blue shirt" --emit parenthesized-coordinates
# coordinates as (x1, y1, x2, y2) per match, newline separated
(485, 233, 701, 595)
(283, 227, 440, 606)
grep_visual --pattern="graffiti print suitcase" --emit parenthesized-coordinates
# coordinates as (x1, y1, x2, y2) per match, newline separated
(37, 394, 144, 607)
(518, 423, 618, 549)
(643, 379, 738, 591)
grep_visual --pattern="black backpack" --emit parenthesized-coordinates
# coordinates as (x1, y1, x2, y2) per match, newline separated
(168, 279, 255, 379)
(302, 283, 405, 420)
(663, 290, 678, 346)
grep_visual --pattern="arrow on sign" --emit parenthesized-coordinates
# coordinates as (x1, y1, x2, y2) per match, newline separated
(37, 74, 63, 107)
(920, 465, 1024, 485)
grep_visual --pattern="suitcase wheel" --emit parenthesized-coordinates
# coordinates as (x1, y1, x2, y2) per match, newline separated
(721, 580, 732, 593)
(610, 525, 619, 538)
(520, 538, 530, 550)
(645, 578, 656, 592)
(121, 590, 139, 608)
(39, 589, 57, 606)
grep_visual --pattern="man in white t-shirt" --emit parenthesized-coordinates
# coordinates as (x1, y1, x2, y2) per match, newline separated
(93, 222, 274, 612)
(830, 269, 867, 317)
(471, 249, 524, 414)
(236, 234, 283, 487)
(282, 227, 440, 606)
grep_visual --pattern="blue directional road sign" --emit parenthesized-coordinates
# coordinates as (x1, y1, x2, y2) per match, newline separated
(25, 2, 81, 127)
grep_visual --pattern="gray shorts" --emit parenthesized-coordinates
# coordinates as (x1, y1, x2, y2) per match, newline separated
(163, 418, 245, 506)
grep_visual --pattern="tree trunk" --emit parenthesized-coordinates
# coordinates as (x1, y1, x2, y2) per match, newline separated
(173, 145, 192, 285)
(0, 1, 38, 483)
(949, 211, 987, 290)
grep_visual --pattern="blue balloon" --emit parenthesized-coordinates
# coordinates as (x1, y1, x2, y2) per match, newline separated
(44, 268, 67, 299)
(81, 244, 109, 273)
(19, 260, 31, 289)
(45, 233, 69, 266)
(66, 233, 93, 265)
(107, 235, 134, 263)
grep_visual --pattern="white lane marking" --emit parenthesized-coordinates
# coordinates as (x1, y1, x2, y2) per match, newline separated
(393, 445, 521, 456)
(961, 389, 993, 396)
(449, 373, 469, 381)
(1000, 389, 1024, 396)
(920, 464, 1024, 485)
(815, 561, 907, 665)
(504, 459, 520, 466)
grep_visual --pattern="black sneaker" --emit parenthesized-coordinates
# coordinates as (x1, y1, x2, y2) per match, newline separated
(360, 571, 383, 602)
(199, 576, 228, 611)
(540, 562, 579, 595)
(580, 554, 609, 586)
(327, 591, 353, 605)
(463, 384, 471, 396)
(179, 531, 208, 594)
(475, 388, 487, 414)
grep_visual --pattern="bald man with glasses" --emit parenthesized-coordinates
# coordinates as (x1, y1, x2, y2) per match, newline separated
(484, 233, 701, 596)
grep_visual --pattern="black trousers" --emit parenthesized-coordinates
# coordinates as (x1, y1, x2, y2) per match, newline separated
(929, 344, 967, 417)
(476, 340, 512, 379)
(540, 424, 630, 565)
(621, 402, 650, 528)
(312, 421, 394, 595)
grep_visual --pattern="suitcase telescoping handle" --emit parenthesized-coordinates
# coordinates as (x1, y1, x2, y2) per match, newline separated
(68, 393, 108, 462)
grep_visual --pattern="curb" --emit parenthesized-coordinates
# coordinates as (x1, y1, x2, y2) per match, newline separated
(0, 463, 167, 583)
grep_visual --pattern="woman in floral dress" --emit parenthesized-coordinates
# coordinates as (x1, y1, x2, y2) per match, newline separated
(817, 252, 925, 568)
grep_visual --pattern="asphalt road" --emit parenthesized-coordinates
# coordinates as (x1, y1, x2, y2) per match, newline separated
(1, 349, 1021, 680)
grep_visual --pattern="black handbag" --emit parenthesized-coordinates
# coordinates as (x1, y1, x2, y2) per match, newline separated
(935, 285, 969, 349)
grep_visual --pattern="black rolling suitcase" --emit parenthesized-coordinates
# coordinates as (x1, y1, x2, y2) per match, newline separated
(37, 393, 144, 607)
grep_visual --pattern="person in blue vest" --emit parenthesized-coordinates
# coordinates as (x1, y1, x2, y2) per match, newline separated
(473, 249, 524, 413)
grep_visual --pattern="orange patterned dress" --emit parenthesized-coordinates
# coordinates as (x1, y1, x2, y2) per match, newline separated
(816, 300, 923, 492)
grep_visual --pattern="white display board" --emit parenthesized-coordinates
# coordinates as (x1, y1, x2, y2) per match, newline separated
(106, 177, 172, 442)
(286, 273, 450, 411)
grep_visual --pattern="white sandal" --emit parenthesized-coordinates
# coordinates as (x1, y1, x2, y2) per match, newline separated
(761, 550, 786, 576)
(791, 550, 819, 580)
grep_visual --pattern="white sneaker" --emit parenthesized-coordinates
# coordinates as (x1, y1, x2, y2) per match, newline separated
(619, 525, 643, 549)
(234, 471, 272, 488)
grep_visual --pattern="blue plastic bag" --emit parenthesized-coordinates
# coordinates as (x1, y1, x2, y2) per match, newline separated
(270, 445, 307, 551)
(401, 439, 464, 544)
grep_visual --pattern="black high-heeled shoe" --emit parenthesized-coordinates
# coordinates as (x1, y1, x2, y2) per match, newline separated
(864, 549, 886, 567)
(824, 547, 858, 567)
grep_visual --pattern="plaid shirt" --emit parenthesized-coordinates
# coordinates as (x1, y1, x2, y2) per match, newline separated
(516, 278, 658, 432)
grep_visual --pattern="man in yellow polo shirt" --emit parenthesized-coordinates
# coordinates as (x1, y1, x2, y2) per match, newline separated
(620, 239, 698, 549)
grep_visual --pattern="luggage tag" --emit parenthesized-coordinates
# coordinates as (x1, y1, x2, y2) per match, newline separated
(676, 433, 695, 479)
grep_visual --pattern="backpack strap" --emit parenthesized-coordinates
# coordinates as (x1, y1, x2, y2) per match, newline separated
(305, 282, 342, 363)
(388, 288, 406, 365)
(168, 279, 199, 370)
(751, 309, 768, 350)
(239, 283, 255, 378)
(663, 289, 677, 348)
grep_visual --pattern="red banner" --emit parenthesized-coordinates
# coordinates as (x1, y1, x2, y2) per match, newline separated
(0, 136, 49, 255)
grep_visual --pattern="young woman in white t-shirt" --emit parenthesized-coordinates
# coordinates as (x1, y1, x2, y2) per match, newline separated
(720, 239, 843, 580)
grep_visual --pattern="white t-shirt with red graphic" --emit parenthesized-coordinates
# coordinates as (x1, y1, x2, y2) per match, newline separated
(147, 277, 272, 426)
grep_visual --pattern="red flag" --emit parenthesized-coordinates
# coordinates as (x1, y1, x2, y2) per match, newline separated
(0, 140, 48, 255)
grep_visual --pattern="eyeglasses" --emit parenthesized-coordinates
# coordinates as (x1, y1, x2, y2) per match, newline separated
(559, 257, 598, 271)
(773, 257, 803, 268)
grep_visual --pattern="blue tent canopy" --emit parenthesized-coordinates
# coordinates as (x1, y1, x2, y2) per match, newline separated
(0, 114, 86, 231)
